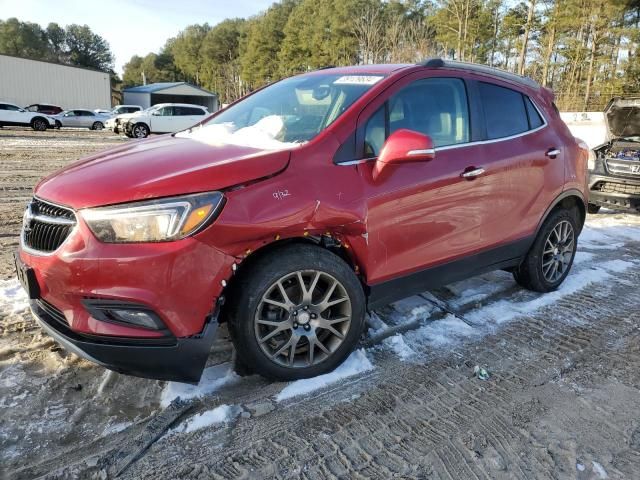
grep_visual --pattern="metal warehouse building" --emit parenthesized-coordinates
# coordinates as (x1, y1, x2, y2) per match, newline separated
(123, 82, 218, 112)
(0, 54, 111, 110)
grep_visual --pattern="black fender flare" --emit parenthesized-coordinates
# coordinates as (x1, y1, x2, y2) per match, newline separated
(533, 189, 587, 240)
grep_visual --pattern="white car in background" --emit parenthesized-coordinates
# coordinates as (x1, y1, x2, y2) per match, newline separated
(0, 102, 56, 131)
(121, 103, 208, 138)
(51, 109, 112, 130)
(105, 106, 146, 134)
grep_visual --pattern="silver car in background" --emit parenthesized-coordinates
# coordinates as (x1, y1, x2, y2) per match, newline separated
(51, 109, 111, 130)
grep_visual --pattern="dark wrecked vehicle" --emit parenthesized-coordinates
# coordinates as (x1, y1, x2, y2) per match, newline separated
(588, 96, 640, 213)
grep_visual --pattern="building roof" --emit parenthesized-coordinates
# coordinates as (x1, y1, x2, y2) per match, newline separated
(0, 53, 109, 75)
(123, 82, 216, 96)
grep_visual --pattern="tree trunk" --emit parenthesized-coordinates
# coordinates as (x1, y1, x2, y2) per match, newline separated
(541, 24, 556, 86)
(518, 0, 536, 75)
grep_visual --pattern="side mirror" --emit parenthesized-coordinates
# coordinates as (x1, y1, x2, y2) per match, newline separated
(373, 129, 435, 180)
(152, 111, 161, 116)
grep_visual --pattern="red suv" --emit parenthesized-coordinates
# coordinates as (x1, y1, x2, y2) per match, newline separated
(16, 59, 589, 383)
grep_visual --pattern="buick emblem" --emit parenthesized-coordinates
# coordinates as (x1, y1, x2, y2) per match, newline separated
(22, 204, 33, 233)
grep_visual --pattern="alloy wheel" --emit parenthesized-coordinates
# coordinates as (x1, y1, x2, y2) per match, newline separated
(254, 270, 352, 368)
(541, 220, 575, 283)
(133, 125, 146, 138)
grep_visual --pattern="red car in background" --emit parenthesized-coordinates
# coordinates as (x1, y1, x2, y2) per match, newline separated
(25, 104, 64, 115)
(16, 59, 589, 384)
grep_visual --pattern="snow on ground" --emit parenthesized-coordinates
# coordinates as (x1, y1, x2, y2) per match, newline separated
(0, 278, 28, 315)
(160, 363, 239, 408)
(276, 349, 374, 401)
(169, 404, 243, 435)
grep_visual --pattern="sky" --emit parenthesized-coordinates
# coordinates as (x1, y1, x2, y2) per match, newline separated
(0, 0, 274, 75)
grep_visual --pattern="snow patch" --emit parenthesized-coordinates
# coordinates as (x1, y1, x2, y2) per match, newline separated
(171, 405, 242, 434)
(592, 461, 608, 479)
(160, 363, 239, 408)
(383, 334, 416, 360)
(0, 278, 29, 314)
(406, 314, 476, 349)
(100, 421, 132, 437)
(276, 349, 374, 401)
(176, 115, 303, 150)
(599, 259, 636, 273)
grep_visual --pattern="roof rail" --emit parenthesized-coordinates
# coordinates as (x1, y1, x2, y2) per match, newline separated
(417, 57, 540, 89)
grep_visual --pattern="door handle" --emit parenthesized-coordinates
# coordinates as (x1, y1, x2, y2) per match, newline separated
(461, 167, 485, 179)
(546, 148, 561, 158)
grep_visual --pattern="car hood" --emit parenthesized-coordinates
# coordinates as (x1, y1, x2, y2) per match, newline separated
(35, 135, 291, 209)
(604, 97, 640, 139)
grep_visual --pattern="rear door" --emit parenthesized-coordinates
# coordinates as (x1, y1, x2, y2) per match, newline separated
(175, 106, 206, 130)
(473, 80, 565, 246)
(150, 106, 175, 133)
(79, 110, 96, 127)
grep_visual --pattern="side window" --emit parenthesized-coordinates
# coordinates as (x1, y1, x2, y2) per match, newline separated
(363, 77, 470, 156)
(524, 96, 544, 129)
(479, 82, 529, 139)
(160, 107, 174, 116)
(0, 104, 6, 110)
(5, 104, 21, 111)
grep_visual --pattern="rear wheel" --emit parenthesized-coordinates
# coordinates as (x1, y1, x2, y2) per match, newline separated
(587, 203, 601, 214)
(31, 118, 48, 131)
(132, 123, 149, 138)
(92, 121, 104, 130)
(513, 208, 578, 292)
(228, 244, 365, 381)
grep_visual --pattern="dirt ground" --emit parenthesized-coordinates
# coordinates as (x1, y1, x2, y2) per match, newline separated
(1, 127, 640, 480)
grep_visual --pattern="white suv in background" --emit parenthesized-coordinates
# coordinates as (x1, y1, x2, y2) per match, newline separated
(121, 103, 208, 138)
(0, 102, 56, 131)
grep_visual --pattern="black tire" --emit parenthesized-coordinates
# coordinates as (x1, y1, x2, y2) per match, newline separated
(114, 127, 120, 134)
(513, 208, 578, 293)
(55, 121, 61, 129)
(92, 121, 104, 131)
(587, 203, 601, 214)
(132, 123, 149, 138)
(31, 117, 48, 131)
(228, 244, 365, 381)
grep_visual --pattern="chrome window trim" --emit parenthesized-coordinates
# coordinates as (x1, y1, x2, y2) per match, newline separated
(338, 94, 548, 165)
(20, 197, 78, 257)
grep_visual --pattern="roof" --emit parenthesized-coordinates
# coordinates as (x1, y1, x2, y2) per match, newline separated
(306, 64, 412, 76)
(123, 82, 216, 96)
(418, 58, 540, 89)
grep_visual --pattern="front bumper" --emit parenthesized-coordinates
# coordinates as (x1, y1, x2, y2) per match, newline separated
(588, 173, 640, 210)
(18, 209, 236, 383)
(31, 298, 218, 383)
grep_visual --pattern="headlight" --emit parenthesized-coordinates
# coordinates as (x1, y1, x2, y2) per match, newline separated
(81, 192, 225, 243)
(587, 150, 596, 170)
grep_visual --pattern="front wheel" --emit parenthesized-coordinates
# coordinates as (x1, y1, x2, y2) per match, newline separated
(513, 208, 578, 292)
(55, 121, 61, 129)
(228, 244, 365, 381)
(132, 123, 149, 138)
(92, 121, 104, 130)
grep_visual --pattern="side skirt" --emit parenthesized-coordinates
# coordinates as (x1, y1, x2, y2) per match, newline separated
(367, 236, 533, 310)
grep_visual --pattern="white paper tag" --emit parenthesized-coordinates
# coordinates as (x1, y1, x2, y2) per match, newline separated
(333, 75, 384, 86)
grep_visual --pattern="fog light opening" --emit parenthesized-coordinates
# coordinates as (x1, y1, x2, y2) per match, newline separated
(82, 299, 171, 334)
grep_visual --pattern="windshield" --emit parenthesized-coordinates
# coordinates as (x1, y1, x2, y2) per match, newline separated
(177, 73, 385, 148)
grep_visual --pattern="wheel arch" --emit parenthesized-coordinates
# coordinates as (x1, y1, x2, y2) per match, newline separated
(218, 236, 361, 324)
(30, 116, 49, 127)
(535, 189, 586, 237)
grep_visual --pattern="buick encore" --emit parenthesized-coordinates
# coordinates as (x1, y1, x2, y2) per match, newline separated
(16, 59, 589, 383)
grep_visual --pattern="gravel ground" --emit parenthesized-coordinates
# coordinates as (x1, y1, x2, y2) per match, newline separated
(1, 127, 640, 480)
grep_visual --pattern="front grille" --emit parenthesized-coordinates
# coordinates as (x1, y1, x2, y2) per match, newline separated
(22, 198, 76, 253)
(35, 299, 69, 327)
(606, 159, 640, 177)
(592, 181, 640, 196)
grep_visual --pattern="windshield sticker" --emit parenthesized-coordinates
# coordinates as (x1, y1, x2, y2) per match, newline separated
(334, 75, 384, 86)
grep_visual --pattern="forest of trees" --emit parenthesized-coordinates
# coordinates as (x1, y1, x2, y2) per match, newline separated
(2, 0, 639, 111)
(0, 18, 114, 72)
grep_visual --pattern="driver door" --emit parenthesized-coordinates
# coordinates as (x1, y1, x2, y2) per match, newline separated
(357, 75, 489, 289)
